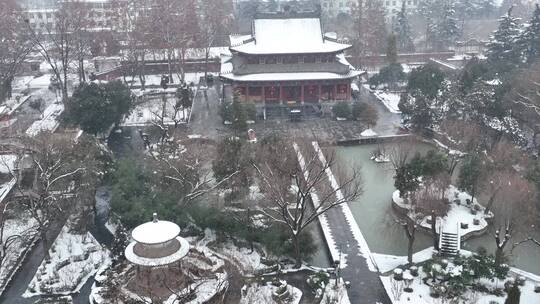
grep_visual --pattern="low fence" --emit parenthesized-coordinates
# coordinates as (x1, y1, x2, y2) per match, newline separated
(337, 134, 412, 145)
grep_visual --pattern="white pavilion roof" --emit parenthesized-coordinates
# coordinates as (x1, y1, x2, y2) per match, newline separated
(131, 220, 180, 245)
(230, 18, 351, 55)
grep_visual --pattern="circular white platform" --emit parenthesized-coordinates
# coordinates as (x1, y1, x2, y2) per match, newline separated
(125, 237, 190, 267)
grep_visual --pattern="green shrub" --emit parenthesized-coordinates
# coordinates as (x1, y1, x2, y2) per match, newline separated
(332, 102, 351, 119)
(244, 103, 257, 121)
(219, 102, 234, 122)
(351, 102, 366, 120)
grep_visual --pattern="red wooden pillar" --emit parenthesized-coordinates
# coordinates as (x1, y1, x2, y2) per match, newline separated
(332, 84, 337, 101)
(300, 84, 304, 104)
(279, 83, 283, 104)
(318, 84, 322, 103)
(262, 85, 266, 102)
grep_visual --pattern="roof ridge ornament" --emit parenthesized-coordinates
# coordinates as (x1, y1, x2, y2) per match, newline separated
(153, 212, 158, 223)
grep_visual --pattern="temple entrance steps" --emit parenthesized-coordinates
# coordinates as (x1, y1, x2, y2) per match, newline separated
(262, 104, 323, 120)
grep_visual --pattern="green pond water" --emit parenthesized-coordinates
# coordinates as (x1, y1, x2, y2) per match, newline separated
(310, 143, 540, 275)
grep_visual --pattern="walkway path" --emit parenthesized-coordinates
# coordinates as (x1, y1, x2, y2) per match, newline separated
(187, 85, 226, 139)
(295, 141, 391, 304)
(359, 85, 402, 137)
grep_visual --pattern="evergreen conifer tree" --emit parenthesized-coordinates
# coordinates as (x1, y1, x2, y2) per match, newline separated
(517, 4, 540, 64)
(433, 2, 460, 50)
(386, 34, 398, 64)
(486, 8, 522, 73)
(393, 1, 415, 52)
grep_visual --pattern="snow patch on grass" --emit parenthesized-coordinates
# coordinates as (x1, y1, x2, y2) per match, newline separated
(24, 225, 111, 297)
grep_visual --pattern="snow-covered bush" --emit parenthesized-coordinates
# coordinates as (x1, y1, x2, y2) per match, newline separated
(307, 271, 330, 293)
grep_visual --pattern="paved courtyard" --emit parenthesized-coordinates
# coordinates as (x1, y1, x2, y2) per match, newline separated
(186, 83, 403, 143)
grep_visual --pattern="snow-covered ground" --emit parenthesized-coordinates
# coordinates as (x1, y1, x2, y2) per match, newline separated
(24, 225, 111, 297)
(240, 281, 302, 304)
(379, 249, 540, 304)
(0, 178, 16, 204)
(320, 278, 351, 304)
(372, 89, 402, 114)
(393, 185, 492, 238)
(0, 154, 18, 204)
(360, 128, 378, 137)
(11, 76, 35, 91)
(25, 102, 64, 136)
(373, 247, 436, 274)
(194, 229, 266, 275)
(0, 95, 31, 117)
(122, 95, 188, 127)
(0, 155, 17, 174)
(0, 215, 38, 293)
(128, 72, 216, 87)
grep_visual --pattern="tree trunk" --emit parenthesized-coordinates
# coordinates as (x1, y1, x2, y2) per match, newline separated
(167, 50, 173, 83)
(495, 246, 505, 266)
(41, 229, 50, 262)
(204, 49, 209, 82)
(485, 191, 498, 215)
(0, 79, 8, 103)
(431, 211, 439, 250)
(293, 234, 302, 268)
(407, 234, 415, 265)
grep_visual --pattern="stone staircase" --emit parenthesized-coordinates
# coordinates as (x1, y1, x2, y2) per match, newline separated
(439, 223, 461, 256)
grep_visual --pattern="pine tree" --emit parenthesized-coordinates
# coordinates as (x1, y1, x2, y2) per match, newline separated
(479, 0, 496, 18)
(386, 34, 398, 64)
(517, 4, 540, 64)
(486, 8, 522, 73)
(363, 0, 388, 54)
(393, 1, 415, 52)
(433, 2, 460, 50)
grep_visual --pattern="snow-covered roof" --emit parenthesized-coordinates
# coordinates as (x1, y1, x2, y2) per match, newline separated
(131, 219, 180, 245)
(125, 236, 190, 267)
(221, 70, 363, 82)
(230, 18, 351, 55)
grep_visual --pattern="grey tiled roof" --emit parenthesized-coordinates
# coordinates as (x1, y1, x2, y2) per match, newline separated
(231, 55, 351, 75)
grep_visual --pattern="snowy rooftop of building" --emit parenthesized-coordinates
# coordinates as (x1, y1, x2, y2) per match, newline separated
(221, 70, 364, 82)
(230, 18, 351, 55)
(131, 217, 180, 245)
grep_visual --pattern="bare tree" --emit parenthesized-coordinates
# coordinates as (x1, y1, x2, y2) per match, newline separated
(0, 0, 32, 102)
(25, 2, 89, 103)
(388, 137, 417, 170)
(415, 173, 451, 250)
(396, 211, 424, 265)
(252, 139, 362, 267)
(489, 174, 537, 265)
(199, 0, 234, 80)
(6, 133, 102, 261)
(0, 200, 36, 269)
(504, 62, 540, 150)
